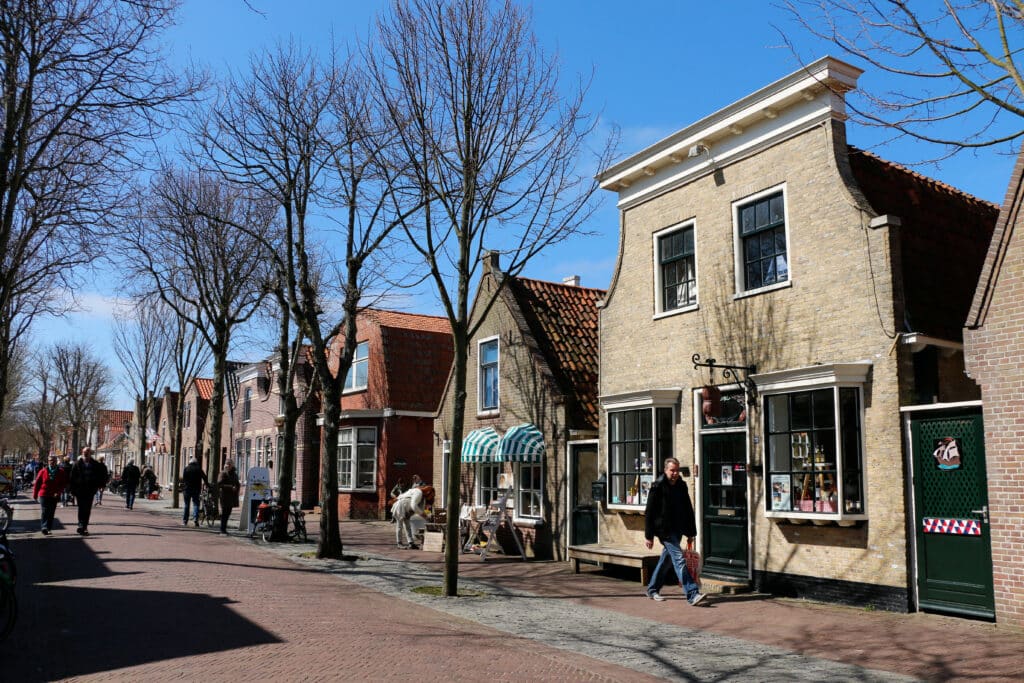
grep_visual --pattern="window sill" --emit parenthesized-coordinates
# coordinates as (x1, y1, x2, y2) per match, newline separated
(512, 516, 544, 527)
(342, 387, 367, 395)
(476, 409, 499, 419)
(766, 511, 867, 527)
(338, 488, 376, 493)
(653, 303, 698, 321)
(733, 279, 791, 300)
(607, 503, 645, 514)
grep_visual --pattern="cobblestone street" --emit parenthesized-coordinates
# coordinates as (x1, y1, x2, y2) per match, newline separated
(6, 495, 1023, 682)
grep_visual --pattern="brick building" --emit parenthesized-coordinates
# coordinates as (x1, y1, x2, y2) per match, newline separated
(331, 309, 452, 520)
(433, 256, 603, 560)
(964, 149, 1024, 628)
(594, 57, 998, 616)
(179, 377, 214, 469)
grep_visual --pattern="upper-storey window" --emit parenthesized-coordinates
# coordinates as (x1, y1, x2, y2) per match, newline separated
(184, 400, 191, 429)
(736, 188, 788, 292)
(243, 387, 252, 422)
(655, 222, 697, 314)
(479, 337, 499, 412)
(344, 341, 369, 392)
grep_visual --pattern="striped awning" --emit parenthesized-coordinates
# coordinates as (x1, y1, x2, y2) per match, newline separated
(497, 423, 545, 462)
(460, 427, 500, 462)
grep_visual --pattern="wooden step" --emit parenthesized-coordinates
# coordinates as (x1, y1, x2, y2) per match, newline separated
(700, 576, 751, 595)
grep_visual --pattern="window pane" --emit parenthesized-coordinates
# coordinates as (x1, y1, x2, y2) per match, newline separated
(746, 262, 761, 289)
(481, 340, 498, 364)
(790, 393, 812, 428)
(755, 200, 769, 228)
(769, 434, 791, 471)
(760, 231, 774, 258)
(741, 205, 754, 234)
(768, 395, 789, 431)
(769, 194, 784, 222)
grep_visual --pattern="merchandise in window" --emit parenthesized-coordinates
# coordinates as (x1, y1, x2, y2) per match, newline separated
(479, 338, 499, 411)
(765, 387, 863, 515)
(608, 407, 673, 505)
(738, 190, 788, 291)
(659, 225, 696, 311)
(344, 341, 369, 391)
(517, 463, 542, 518)
(338, 427, 376, 490)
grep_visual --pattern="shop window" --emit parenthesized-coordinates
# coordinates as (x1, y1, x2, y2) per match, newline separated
(338, 427, 377, 490)
(608, 407, 673, 506)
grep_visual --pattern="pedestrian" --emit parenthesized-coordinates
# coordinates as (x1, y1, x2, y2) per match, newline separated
(390, 485, 425, 549)
(140, 465, 157, 498)
(121, 460, 141, 509)
(23, 453, 42, 484)
(60, 455, 75, 507)
(181, 457, 208, 527)
(69, 447, 108, 536)
(94, 455, 110, 505)
(643, 456, 705, 606)
(33, 453, 69, 535)
(217, 460, 240, 535)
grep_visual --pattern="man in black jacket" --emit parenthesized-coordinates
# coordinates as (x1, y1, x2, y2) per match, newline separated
(69, 447, 108, 536)
(181, 457, 209, 527)
(121, 460, 141, 510)
(643, 457, 704, 605)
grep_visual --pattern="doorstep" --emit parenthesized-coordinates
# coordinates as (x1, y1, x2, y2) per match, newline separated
(701, 576, 751, 595)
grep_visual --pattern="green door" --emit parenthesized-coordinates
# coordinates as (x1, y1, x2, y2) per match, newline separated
(911, 410, 994, 619)
(701, 432, 748, 579)
(570, 444, 598, 546)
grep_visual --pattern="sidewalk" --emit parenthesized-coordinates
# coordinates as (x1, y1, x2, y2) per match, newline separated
(134, 493, 1024, 682)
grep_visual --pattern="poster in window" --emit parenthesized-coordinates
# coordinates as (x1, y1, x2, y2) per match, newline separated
(932, 437, 963, 470)
(720, 465, 733, 487)
(639, 474, 653, 506)
(771, 474, 791, 511)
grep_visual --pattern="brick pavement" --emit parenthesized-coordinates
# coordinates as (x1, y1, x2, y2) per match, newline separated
(5, 494, 1023, 682)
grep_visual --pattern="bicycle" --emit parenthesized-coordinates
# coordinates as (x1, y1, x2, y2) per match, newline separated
(197, 487, 219, 528)
(250, 498, 307, 543)
(0, 496, 12, 535)
(0, 533, 16, 642)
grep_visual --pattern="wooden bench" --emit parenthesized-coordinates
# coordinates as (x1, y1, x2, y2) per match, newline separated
(567, 543, 661, 584)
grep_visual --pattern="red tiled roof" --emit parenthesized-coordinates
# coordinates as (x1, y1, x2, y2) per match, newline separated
(848, 147, 1000, 340)
(363, 308, 451, 335)
(507, 277, 605, 430)
(97, 409, 133, 435)
(192, 378, 214, 401)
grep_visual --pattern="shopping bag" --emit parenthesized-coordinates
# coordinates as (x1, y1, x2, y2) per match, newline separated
(684, 539, 702, 586)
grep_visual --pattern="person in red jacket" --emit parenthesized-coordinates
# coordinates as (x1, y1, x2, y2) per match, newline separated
(33, 453, 69, 535)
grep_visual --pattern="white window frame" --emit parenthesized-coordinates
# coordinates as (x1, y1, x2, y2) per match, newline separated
(243, 387, 252, 422)
(653, 220, 698, 318)
(732, 183, 792, 298)
(184, 400, 191, 429)
(477, 336, 500, 415)
(440, 439, 451, 510)
(758, 362, 870, 525)
(476, 461, 501, 506)
(513, 462, 543, 521)
(343, 341, 370, 393)
(337, 426, 377, 492)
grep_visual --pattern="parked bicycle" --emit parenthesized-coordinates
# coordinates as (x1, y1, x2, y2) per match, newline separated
(0, 533, 17, 642)
(197, 486, 219, 528)
(249, 498, 307, 543)
(0, 495, 12, 535)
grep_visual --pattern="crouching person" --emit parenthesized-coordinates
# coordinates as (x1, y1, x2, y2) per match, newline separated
(391, 486, 425, 549)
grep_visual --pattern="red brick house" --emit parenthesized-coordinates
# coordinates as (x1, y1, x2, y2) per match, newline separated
(179, 377, 214, 468)
(93, 409, 134, 473)
(433, 254, 603, 560)
(965, 149, 1024, 628)
(330, 309, 453, 519)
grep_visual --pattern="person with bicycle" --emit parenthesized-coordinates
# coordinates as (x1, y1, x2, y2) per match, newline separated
(33, 454, 69, 535)
(181, 457, 208, 527)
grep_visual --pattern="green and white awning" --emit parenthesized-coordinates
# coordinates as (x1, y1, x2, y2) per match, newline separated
(497, 423, 545, 463)
(460, 426, 500, 462)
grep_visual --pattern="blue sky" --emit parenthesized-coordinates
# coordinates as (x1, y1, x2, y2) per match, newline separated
(37, 1, 1019, 407)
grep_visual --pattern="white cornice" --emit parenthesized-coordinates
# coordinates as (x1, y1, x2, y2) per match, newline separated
(599, 387, 681, 410)
(596, 56, 862, 209)
(754, 362, 873, 393)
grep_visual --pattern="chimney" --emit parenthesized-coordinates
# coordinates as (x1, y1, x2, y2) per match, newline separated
(562, 275, 581, 287)
(482, 250, 500, 273)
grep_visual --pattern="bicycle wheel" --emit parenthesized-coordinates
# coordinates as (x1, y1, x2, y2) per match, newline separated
(0, 578, 16, 642)
(290, 515, 307, 543)
(0, 504, 10, 534)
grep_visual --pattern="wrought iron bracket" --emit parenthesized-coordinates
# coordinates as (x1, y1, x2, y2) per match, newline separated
(692, 353, 758, 406)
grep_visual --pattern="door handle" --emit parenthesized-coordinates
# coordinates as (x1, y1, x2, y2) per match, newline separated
(970, 505, 989, 524)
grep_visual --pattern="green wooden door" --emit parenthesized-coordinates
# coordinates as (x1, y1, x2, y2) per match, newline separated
(701, 432, 748, 579)
(570, 444, 598, 546)
(911, 410, 994, 619)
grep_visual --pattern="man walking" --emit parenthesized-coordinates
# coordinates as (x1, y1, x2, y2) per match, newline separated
(121, 460, 141, 510)
(33, 454, 69, 535)
(69, 447, 108, 536)
(181, 457, 208, 527)
(644, 456, 705, 605)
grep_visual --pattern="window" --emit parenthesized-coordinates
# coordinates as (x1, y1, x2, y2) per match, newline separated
(184, 401, 191, 429)
(241, 438, 252, 481)
(516, 463, 542, 518)
(344, 341, 369, 392)
(478, 337, 499, 412)
(243, 387, 252, 422)
(338, 427, 376, 490)
(737, 189, 788, 292)
(255, 436, 263, 466)
(608, 407, 673, 506)
(764, 381, 865, 518)
(656, 223, 696, 313)
(477, 462, 500, 506)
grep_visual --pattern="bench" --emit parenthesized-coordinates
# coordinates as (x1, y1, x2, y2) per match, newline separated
(567, 543, 661, 584)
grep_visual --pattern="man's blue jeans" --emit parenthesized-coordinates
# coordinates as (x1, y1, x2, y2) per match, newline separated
(183, 488, 200, 523)
(125, 487, 136, 509)
(646, 534, 700, 600)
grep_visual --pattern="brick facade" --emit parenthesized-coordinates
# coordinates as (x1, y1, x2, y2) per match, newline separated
(964, 150, 1024, 628)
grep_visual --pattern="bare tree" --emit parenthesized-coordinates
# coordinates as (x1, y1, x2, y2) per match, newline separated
(124, 168, 274, 479)
(785, 1, 1024, 156)
(0, 0, 196, 430)
(166, 303, 212, 507)
(51, 342, 111, 456)
(18, 349, 63, 457)
(368, 0, 613, 594)
(197, 43, 412, 556)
